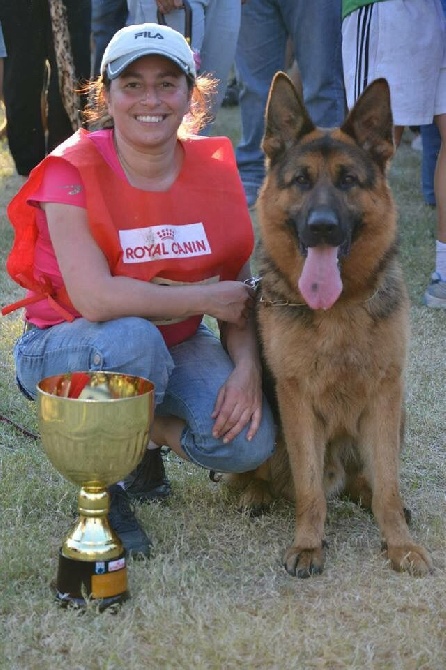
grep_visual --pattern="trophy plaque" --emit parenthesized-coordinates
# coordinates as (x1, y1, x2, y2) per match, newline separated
(37, 371, 154, 609)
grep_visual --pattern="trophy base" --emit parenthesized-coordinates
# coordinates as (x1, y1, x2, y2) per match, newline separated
(55, 549, 129, 610)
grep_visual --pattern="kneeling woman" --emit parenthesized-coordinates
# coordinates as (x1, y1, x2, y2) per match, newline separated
(3, 23, 275, 556)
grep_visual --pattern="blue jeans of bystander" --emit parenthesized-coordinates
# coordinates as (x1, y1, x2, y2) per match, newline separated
(235, 0, 345, 206)
(126, 0, 241, 124)
(420, 123, 441, 206)
(91, 0, 128, 76)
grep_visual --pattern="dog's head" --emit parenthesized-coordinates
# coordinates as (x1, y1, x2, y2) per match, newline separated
(258, 74, 397, 310)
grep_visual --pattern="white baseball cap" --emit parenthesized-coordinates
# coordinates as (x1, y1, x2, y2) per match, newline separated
(101, 23, 196, 81)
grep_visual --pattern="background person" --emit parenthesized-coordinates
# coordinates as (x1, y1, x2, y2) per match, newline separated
(126, 0, 242, 130)
(0, 0, 91, 177)
(2, 23, 275, 557)
(342, 0, 446, 308)
(234, 0, 346, 208)
(91, 0, 128, 77)
(0, 22, 6, 139)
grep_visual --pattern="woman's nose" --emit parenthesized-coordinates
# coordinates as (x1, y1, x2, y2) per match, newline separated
(140, 87, 160, 104)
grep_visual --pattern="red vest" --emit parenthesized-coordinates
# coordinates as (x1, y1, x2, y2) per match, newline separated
(2, 130, 254, 345)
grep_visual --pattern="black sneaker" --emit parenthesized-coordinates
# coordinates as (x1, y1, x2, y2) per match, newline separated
(108, 484, 152, 558)
(124, 447, 172, 503)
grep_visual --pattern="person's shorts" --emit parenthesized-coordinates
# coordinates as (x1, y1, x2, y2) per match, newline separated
(342, 0, 446, 124)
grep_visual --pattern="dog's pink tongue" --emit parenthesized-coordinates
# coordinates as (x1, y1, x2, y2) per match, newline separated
(298, 246, 342, 310)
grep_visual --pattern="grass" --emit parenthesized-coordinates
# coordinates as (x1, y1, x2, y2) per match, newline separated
(0, 107, 445, 670)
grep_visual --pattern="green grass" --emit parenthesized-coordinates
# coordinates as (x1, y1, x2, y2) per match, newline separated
(0, 110, 445, 670)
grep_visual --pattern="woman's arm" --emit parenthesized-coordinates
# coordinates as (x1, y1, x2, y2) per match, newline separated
(212, 262, 263, 443)
(44, 202, 253, 327)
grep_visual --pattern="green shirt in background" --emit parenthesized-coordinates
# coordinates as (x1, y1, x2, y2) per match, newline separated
(342, 0, 387, 20)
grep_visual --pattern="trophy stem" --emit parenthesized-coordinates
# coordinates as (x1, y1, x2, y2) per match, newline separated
(55, 486, 129, 609)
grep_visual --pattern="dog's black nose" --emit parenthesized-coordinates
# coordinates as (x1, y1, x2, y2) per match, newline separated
(306, 208, 341, 245)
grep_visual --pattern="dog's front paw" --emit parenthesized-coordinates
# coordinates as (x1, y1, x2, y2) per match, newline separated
(384, 543, 433, 576)
(283, 543, 326, 578)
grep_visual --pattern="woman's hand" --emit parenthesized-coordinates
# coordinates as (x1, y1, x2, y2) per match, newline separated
(206, 281, 255, 328)
(211, 360, 262, 443)
(156, 0, 184, 13)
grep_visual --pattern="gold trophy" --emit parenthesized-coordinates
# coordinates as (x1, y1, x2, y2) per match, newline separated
(37, 371, 154, 609)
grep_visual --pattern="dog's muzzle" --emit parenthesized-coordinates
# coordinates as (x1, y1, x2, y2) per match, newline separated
(303, 207, 344, 248)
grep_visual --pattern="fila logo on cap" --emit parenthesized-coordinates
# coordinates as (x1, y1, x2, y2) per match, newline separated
(133, 31, 164, 40)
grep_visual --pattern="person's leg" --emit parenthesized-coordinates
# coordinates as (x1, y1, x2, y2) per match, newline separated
(0, 22, 5, 139)
(156, 324, 276, 473)
(64, 0, 92, 114)
(14, 316, 174, 402)
(424, 112, 446, 308)
(290, 0, 345, 127)
(2, 1, 47, 175)
(420, 123, 441, 206)
(44, 1, 74, 154)
(91, 0, 127, 77)
(45, 0, 92, 152)
(196, 0, 241, 123)
(235, 0, 288, 206)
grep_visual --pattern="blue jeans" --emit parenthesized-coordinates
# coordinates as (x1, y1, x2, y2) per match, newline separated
(0, 22, 6, 58)
(235, 0, 345, 206)
(420, 123, 441, 207)
(15, 318, 275, 473)
(91, 0, 127, 77)
(125, 0, 241, 124)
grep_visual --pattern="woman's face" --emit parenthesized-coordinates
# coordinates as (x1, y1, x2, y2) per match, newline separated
(106, 54, 192, 149)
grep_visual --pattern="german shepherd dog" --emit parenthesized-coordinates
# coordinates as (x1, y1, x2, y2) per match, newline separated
(230, 74, 432, 577)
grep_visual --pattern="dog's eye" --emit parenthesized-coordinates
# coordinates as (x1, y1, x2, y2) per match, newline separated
(339, 173, 358, 189)
(294, 174, 311, 188)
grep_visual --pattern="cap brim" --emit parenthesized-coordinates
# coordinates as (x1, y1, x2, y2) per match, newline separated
(106, 49, 194, 80)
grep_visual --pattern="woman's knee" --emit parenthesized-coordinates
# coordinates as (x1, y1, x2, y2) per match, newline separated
(89, 318, 174, 402)
(180, 403, 276, 474)
(15, 317, 174, 404)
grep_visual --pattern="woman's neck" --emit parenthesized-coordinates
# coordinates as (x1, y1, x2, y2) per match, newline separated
(113, 132, 183, 191)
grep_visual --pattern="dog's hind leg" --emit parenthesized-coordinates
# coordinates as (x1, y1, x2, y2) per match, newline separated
(224, 461, 274, 514)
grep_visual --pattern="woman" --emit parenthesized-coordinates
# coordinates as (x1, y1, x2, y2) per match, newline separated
(2, 23, 275, 556)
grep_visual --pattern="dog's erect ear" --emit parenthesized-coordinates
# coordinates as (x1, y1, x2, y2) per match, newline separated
(262, 72, 315, 162)
(341, 78, 395, 168)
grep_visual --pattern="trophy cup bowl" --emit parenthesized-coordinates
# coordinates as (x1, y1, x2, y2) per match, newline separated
(37, 371, 154, 609)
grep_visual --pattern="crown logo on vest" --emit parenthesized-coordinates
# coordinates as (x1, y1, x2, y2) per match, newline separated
(157, 228, 175, 241)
